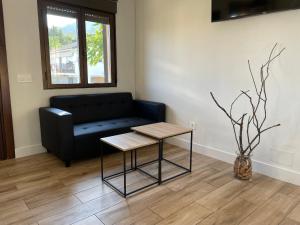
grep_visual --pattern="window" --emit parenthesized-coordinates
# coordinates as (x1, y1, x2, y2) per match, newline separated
(38, 0, 117, 89)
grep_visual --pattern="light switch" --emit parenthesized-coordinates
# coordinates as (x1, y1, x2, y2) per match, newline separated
(17, 74, 33, 83)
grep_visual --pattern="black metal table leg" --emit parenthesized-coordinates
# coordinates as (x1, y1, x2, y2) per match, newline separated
(100, 141, 104, 181)
(123, 151, 127, 198)
(134, 149, 137, 170)
(190, 131, 193, 172)
(131, 151, 133, 169)
(158, 140, 163, 184)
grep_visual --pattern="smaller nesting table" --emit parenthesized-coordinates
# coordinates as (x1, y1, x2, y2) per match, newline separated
(100, 132, 158, 198)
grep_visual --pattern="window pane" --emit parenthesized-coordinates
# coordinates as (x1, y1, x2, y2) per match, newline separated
(47, 14, 80, 85)
(85, 21, 112, 84)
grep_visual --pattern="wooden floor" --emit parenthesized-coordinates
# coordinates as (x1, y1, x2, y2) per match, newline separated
(0, 144, 299, 225)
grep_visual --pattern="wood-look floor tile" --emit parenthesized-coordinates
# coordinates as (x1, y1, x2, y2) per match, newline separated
(0, 184, 17, 194)
(287, 202, 300, 222)
(156, 202, 211, 225)
(0, 170, 51, 189)
(16, 176, 60, 190)
(279, 183, 300, 200)
(166, 167, 218, 191)
(60, 170, 100, 186)
(239, 177, 284, 204)
(150, 182, 215, 218)
(1, 196, 80, 225)
(280, 218, 300, 225)
(65, 176, 102, 194)
(0, 181, 64, 204)
(114, 208, 161, 225)
(7, 158, 60, 177)
(208, 161, 232, 171)
(75, 185, 112, 203)
(202, 168, 233, 188)
(197, 180, 249, 211)
(38, 192, 123, 225)
(0, 170, 9, 179)
(97, 186, 170, 225)
(72, 215, 104, 225)
(0, 200, 29, 220)
(24, 184, 76, 209)
(239, 193, 297, 225)
(197, 197, 256, 225)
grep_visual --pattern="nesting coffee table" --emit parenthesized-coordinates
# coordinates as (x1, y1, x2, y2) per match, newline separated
(100, 122, 193, 198)
(100, 132, 158, 198)
(132, 122, 193, 184)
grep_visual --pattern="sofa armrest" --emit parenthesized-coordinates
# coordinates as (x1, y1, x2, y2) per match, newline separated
(39, 108, 74, 163)
(134, 100, 166, 122)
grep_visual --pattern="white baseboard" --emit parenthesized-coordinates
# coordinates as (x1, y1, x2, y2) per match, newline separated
(15, 144, 46, 158)
(167, 137, 300, 186)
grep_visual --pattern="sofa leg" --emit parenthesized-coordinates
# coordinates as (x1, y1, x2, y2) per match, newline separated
(46, 149, 51, 153)
(65, 161, 71, 167)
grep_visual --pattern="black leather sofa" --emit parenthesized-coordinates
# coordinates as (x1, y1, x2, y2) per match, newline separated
(39, 93, 166, 167)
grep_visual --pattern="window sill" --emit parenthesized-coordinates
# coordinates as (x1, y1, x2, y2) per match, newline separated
(43, 83, 117, 90)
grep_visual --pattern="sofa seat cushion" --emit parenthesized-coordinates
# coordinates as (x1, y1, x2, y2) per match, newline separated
(74, 117, 153, 137)
(73, 117, 154, 158)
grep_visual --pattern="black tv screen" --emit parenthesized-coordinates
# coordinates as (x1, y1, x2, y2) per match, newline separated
(212, 0, 300, 22)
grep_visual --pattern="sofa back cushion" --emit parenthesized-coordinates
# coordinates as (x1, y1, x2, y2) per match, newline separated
(50, 93, 134, 124)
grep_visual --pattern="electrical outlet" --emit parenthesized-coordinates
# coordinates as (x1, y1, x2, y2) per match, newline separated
(190, 121, 196, 131)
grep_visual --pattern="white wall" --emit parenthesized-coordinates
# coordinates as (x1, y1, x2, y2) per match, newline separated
(136, 0, 300, 184)
(2, 0, 136, 157)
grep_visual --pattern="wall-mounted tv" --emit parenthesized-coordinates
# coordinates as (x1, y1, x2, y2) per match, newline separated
(212, 0, 300, 22)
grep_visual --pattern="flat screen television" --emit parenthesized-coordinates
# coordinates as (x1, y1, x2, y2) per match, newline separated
(212, 0, 300, 22)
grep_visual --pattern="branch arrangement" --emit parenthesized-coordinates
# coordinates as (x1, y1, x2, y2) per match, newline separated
(211, 44, 285, 157)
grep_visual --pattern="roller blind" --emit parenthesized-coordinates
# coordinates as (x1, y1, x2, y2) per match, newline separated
(44, 0, 118, 14)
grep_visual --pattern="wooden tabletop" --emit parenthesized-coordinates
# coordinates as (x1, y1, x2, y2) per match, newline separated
(100, 132, 158, 152)
(132, 122, 192, 139)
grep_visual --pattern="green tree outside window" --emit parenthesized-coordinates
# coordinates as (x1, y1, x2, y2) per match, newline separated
(48, 23, 104, 66)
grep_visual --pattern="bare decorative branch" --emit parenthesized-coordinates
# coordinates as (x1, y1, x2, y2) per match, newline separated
(211, 44, 284, 157)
